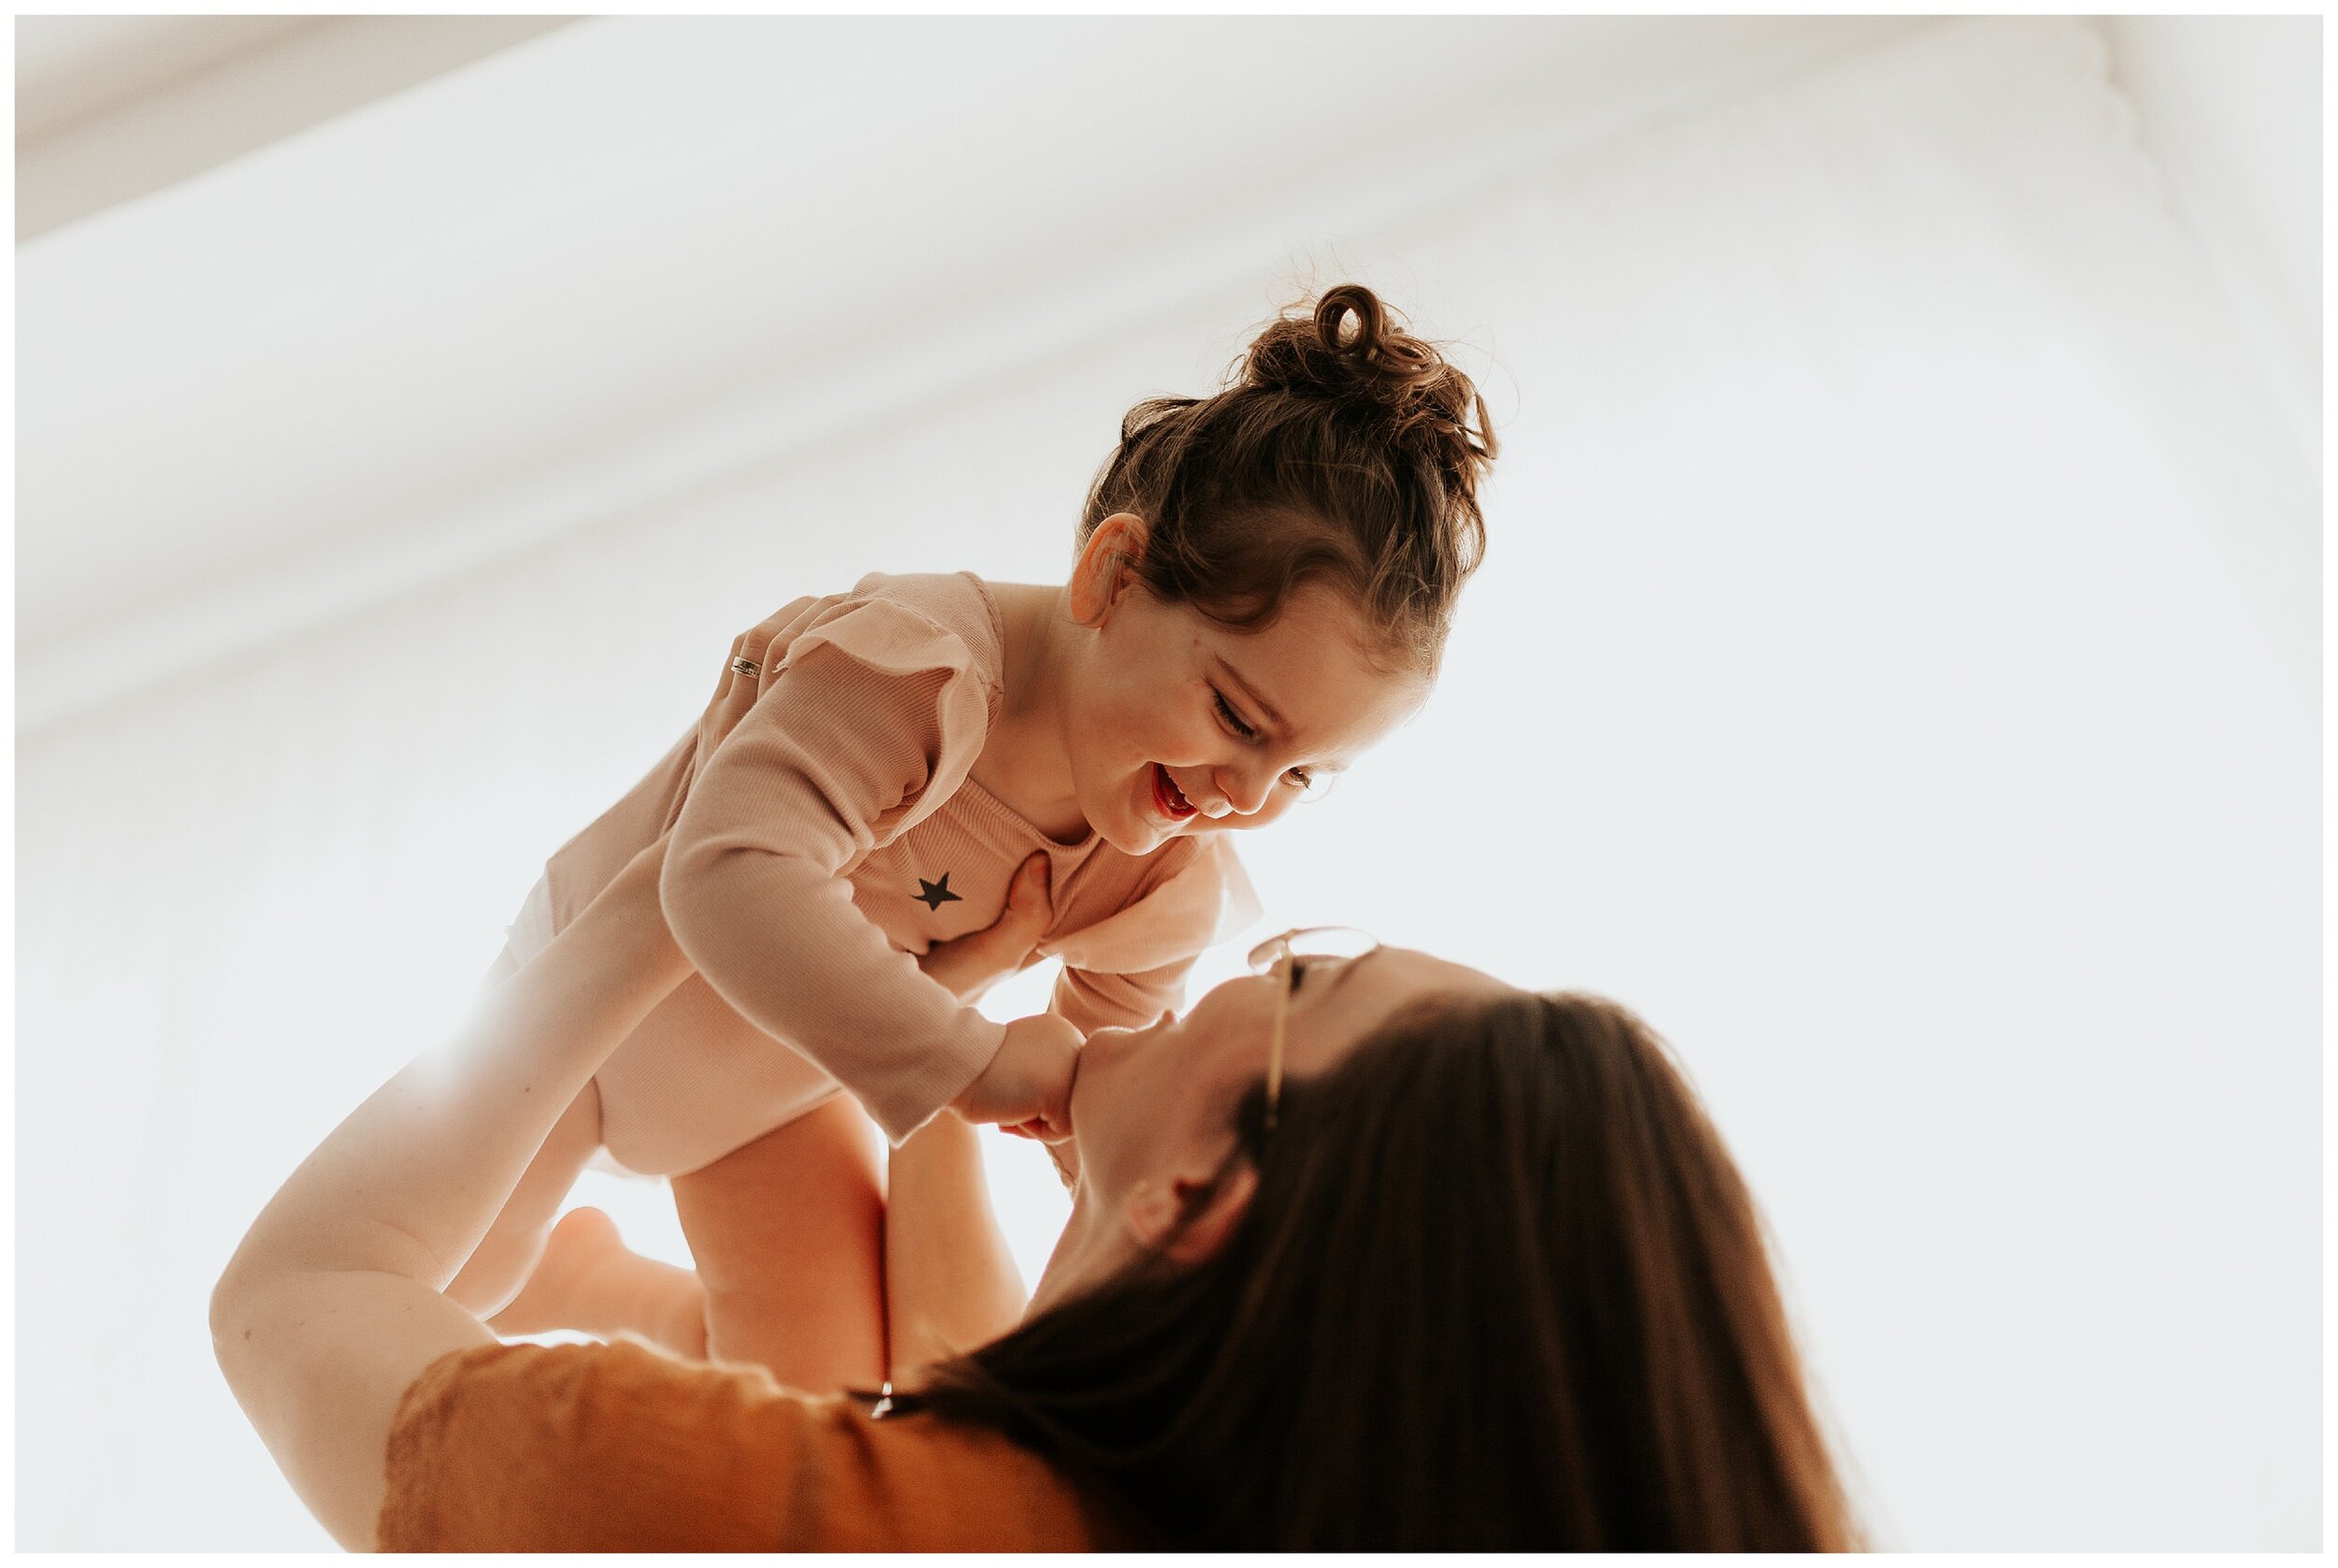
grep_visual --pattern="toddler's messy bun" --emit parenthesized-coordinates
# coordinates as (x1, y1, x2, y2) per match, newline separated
(1081, 283, 1497, 674)
(1243, 284, 1497, 510)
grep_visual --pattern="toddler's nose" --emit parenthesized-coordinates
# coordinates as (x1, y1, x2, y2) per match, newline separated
(1213, 762, 1277, 817)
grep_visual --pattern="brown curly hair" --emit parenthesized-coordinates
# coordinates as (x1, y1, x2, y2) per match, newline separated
(1079, 283, 1497, 676)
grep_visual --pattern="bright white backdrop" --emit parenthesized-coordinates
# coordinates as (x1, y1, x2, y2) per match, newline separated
(14, 16, 2318, 1550)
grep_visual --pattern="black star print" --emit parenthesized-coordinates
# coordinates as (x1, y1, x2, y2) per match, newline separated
(914, 872, 963, 913)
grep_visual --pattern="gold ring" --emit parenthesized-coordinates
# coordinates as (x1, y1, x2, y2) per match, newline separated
(729, 657, 760, 678)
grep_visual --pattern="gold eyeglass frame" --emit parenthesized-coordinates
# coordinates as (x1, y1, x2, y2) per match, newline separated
(1247, 926, 1380, 1130)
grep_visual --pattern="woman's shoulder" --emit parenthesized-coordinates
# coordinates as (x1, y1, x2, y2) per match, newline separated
(815, 1400, 1119, 1550)
(379, 1337, 1110, 1551)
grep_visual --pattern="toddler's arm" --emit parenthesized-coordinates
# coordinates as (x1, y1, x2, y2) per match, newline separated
(661, 604, 1013, 1144)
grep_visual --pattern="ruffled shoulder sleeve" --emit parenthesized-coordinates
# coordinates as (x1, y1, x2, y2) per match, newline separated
(746, 583, 1001, 840)
(1049, 836, 1263, 978)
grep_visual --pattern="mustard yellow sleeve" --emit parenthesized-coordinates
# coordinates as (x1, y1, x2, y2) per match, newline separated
(377, 1339, 1112, 1551)
(376, 1340, 815, 1550)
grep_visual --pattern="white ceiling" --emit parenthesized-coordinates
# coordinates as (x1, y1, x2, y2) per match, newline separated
(15, 16, 576, 239)
(16, 15, 324, 139)
(17, 16, 1924, 732)
(2101, 17, 2320, 453)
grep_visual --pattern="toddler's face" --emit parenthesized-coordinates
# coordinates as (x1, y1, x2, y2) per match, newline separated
(1063, 571, 1427, 857)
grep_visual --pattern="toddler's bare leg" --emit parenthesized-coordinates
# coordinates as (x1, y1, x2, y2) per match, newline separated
(488, 1207, 712, 1359)
(671, 1095, 888, 1393)
(443, 1078, 602, 1317)
(493, 1115, 1025, 1383)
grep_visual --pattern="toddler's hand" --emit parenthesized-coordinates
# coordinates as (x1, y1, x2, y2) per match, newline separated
(951, 1012, 1080, 1143)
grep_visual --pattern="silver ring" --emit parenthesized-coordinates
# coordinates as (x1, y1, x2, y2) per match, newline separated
(729, 656, 761, 678)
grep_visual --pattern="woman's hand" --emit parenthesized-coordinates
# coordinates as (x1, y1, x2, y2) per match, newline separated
(916, 852, 1053, 1003)
(695, 597, 821, 760)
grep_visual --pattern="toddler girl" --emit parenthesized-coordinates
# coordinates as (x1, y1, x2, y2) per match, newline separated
(451, 282, 1497, 1386)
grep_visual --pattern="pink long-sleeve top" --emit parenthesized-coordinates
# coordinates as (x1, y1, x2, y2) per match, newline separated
(533, 571, 1259, 1172)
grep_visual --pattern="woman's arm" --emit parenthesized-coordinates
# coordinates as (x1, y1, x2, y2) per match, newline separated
(885, 1115, 1030, 1382)
(885, 851, 1057, 1381)
(210, 838, 690, 1550)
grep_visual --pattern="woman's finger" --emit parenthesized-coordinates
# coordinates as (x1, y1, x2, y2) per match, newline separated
(698, 598, 820, 756)
(1003, 853, 1050, 924)
(916, 854, 1053, 1001)
(1043, 1138, 1081, 1190)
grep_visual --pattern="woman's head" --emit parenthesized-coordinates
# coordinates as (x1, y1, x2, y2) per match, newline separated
(1052, 284, 1497, 856)
(1057, 942, 1510, 1264)
(917, 958, 1857, 1551)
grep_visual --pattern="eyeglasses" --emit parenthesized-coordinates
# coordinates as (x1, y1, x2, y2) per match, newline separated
(1246, 926, 1380, 1131)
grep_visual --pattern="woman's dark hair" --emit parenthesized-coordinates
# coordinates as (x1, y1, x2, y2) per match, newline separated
(1081, 282, 1497, 675)
(901, 991, 1859, 1551)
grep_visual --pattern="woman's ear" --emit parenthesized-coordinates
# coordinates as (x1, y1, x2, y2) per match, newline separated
(1121, 1163, 1258, 1265)
(1068, 513, 1148, 627)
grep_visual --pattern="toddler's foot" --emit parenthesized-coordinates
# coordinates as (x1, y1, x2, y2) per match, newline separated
(487, 1205, 628, 1338)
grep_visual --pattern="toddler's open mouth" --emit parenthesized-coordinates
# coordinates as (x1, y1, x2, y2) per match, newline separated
(1151, 763, 1196, 821)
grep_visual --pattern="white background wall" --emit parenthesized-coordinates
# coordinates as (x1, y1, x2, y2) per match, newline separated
(14, 16, 2319, 1550)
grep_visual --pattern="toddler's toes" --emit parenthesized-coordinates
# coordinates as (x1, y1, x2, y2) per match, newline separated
(550, 1204, 624, 1260)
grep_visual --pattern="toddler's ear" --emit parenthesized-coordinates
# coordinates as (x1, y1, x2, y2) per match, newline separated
(1071, 513, 1148, 625)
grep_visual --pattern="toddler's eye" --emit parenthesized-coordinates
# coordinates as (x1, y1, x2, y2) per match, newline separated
(1289, 769, 1337, 803)
(1212, 690, 1259, 741)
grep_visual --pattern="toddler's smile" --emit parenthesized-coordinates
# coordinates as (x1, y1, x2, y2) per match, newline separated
(1150, 763, 1197, 823)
